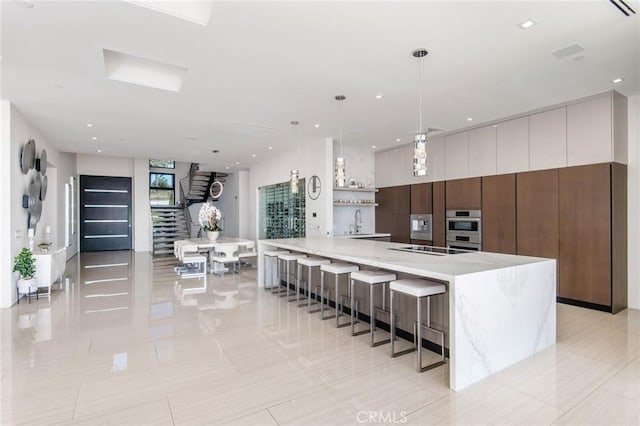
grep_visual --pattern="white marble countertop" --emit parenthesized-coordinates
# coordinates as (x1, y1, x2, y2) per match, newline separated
(260, 237, 552, 282)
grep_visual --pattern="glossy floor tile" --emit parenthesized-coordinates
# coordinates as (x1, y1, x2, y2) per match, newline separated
(1, 251, 639, 425)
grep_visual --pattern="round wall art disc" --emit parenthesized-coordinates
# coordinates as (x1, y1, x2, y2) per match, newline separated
(37, 149, 48, 175)
(40, 175, 48, 200)
(20, 139, 36, 174)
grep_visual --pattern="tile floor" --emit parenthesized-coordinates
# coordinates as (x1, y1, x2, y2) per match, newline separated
(1, 251, 639, 425)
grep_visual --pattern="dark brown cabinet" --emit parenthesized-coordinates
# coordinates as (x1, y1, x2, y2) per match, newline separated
(558, 163, 627, 312)
(482, 174, 516, 254)
(432, 181, 446, 247)
(375, 185, 410, 243)
(410, 183, 432, 213)
(445, 177, 481, 210)
(516, 169, 559, 262)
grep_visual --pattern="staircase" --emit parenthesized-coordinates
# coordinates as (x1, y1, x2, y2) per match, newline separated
(181, 163, 219, 205)
(151, 206, 189, 256)
(151, 163, 228, 257)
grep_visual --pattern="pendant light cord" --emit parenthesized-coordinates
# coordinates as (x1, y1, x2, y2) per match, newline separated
(417, 57, 424, 136)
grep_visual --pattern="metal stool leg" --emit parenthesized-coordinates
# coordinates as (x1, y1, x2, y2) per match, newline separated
(372, 282, 391, 347)
(414, 296, 446, 372)
(290, 263, 301, 303)
(321, 271, 335, 320)
(390, 289, 416, 358)
(350, 279, 367, 336)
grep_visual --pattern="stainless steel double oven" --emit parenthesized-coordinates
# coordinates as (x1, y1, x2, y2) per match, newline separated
(446, 209, 482, 251)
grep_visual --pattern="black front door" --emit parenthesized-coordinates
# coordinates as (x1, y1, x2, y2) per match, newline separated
(80, 175, 132, 252)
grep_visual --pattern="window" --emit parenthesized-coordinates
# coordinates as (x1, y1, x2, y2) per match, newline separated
(149, 159, 175, 169)
(149, 173, 175, 206)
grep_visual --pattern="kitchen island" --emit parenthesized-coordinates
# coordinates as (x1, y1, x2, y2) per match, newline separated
(258, 237, 556, 391)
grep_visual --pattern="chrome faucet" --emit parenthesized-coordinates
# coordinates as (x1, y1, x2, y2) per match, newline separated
(354, 209, 362, 234)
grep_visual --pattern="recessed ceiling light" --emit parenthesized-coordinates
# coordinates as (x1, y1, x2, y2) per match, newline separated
(314, 124, 320, 128)
(612, 77, 624, 84)
(91, 136, 98, 141)
(371, 145, 377, 149)
(396, 138, 401, 142)
(86, 123, 93, 128)
(519, 19, 536, 30)
(375, 94, 383, 99)
(225, 166, 229, 170)
(235, 161, 240, 165)
(268, 146, 273, 150)
(97, 149, 102, 153)
(251, 154, 256, 158)
(466, 118, 473, 122)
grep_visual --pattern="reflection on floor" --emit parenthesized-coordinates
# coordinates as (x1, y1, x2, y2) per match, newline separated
(1, 251, 639, 425)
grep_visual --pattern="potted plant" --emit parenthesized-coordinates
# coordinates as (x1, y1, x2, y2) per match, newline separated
(13, 247, 37, 295)
(198, 202, 223, 241)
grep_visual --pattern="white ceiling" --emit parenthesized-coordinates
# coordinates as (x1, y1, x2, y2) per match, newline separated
(2, 1, 639, 171)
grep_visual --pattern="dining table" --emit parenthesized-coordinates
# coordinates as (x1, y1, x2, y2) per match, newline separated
(185, 237, 252, 273)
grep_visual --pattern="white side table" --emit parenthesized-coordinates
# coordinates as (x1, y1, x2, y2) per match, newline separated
(33, 247, 67, 297)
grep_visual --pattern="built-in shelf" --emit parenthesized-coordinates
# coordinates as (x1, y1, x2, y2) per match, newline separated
(333, 187, 378, 193)
(333, 202, 378, 207)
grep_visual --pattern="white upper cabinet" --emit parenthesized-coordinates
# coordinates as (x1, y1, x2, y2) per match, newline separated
(496, 117, 529, 174)
(426, 135, 445, 182)
(468, 125, 497, 177)
(529, 107, 567, 170)
(567, 95, 612, 166)
(445, 132, 469, 180)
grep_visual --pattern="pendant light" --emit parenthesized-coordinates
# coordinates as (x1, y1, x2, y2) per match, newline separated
(334, 95, 347, 188)
(290, 121, 300, 193)
(290, 169, 299, 194)
(412, 48, 429, 177)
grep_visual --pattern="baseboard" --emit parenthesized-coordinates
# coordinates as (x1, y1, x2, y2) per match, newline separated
(557, 297, 612, 313)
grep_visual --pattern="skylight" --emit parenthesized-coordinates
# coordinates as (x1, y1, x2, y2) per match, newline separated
(125, 1, 214, 26)
(103, 49, 187, 92)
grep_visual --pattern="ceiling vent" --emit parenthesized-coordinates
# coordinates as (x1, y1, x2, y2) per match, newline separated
(608, 0, 636, 16)
(551, 43, 585, 60)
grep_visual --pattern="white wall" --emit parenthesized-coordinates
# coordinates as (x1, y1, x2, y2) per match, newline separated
(77, 153, 134, 177)
(133, 159, 151, 252)
(249, 138, 333, 240)
(237, 170, 250, 239)
(216, 172, 239, 237)
(627, 94, 639, 310)
(0, 101, 12, 309)
(2, 103, 77, 308)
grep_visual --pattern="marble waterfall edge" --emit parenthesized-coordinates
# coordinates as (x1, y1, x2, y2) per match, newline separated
(450, 259, 557, 391)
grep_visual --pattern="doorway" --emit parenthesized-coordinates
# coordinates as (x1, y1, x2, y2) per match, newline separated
(79, 175, 132, 251)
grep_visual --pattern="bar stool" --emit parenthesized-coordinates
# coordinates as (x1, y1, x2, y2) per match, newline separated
(349, 270, 397, 346)
(263, 250, 289, 291)
(296, 257, 331, 309)
(390, 278, 447, 373)
(277, 253, 307, 299)
(319, 263, 359, 326)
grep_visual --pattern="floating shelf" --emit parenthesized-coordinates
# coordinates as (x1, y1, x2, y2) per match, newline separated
(333, 187, 378, 193)
(333, 202, 379, 207)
